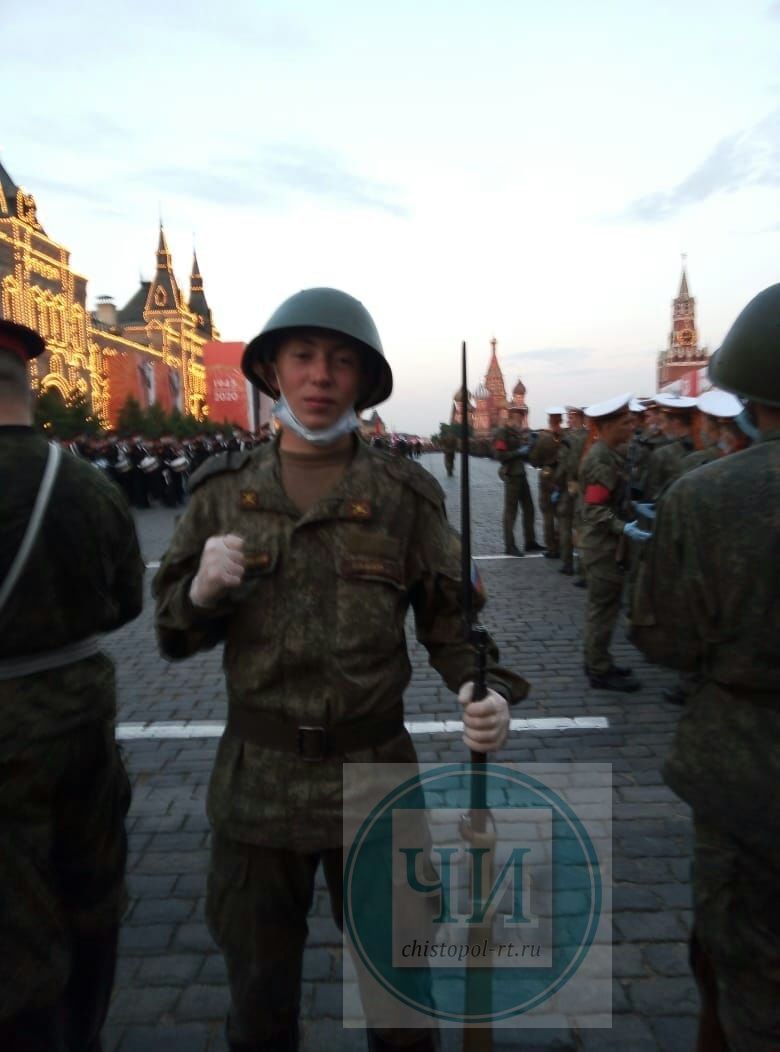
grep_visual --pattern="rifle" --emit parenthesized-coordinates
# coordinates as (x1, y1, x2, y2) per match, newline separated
(459, 341, 495, 1051)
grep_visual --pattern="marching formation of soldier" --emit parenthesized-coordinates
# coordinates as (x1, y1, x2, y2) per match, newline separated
(1, 278, 778, 1051)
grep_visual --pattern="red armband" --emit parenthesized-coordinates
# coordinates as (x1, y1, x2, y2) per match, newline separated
(584, 483, 612, 505)
(494, 440, 508, 451)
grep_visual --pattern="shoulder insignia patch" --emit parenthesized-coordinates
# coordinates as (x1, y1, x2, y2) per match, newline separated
(240, 489, 259, 509)
(344, 500, 372, 521)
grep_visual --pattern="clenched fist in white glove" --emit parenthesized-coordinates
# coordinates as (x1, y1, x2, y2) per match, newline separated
(458, 682, 511, 753)
(189, 534, 246, 608)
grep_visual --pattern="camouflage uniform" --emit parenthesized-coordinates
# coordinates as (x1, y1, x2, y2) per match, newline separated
(641, 434, 694, 502)
(631, 429, 780, 1050)
(530, 430, 561, 555)
(0, 428, 143, 1048)
(678, 442, 720, 477)
(554, 426, 589, 573)
(496, 428, 537, 553)
(153, 438, 528, 1049)
(577, 440, 629, 676)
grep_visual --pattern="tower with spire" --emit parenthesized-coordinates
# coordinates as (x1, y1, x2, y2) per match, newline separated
(657, 257, 709, 389)
(0, 153, 225, 425)
(188, 249, 214, 338)
(449, 338, 528, 435)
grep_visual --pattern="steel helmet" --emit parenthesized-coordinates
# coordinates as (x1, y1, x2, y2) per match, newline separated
(708, 283, 780, 408)
(241, 287, 393, 411)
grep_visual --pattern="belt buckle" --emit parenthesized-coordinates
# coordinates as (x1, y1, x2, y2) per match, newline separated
(298, 725, 327, 762)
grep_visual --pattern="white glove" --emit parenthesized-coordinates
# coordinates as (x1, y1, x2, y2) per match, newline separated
(189, 534, 246, 608)
(458, 682, 510, 754)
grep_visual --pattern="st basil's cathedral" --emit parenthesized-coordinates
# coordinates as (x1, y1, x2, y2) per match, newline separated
(451, 338, 529, 437)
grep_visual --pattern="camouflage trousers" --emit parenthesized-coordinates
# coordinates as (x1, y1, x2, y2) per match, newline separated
(582, 555, 624, 675)
(556, 492, 575, 571)
(0, 720, 131, 1047)
(691, 820, 780, 1051)
(502, 478, 536, 551)
(206, 833, 439, 1050)
(538, 476, 559, 555)
(443, 452, 455, 477)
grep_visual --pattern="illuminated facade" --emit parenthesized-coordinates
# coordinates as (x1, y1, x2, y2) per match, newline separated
(0, 156, 218, 427)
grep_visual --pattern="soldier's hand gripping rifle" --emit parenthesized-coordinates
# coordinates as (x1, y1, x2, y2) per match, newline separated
(459, 341, 495, 1052)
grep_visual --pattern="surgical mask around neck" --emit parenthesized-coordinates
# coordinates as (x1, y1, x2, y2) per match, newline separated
(272, 392, 360, 447)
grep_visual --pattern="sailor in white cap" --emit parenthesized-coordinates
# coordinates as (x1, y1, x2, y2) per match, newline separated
(578, 393, 642, 691)
(529, 407, 566, 558)
(642, 393, 697, 501)
(674, 389, 743, 475)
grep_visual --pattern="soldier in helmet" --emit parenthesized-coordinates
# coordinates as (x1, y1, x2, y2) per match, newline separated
(153, 288, 528, 1051)
(0, 320, 143, 1050)
(630, 284, 780, 1050)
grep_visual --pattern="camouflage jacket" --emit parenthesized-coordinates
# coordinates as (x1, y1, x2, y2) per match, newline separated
(496, 429, 531, 481)
(630, 430, 780, 846)
(153, 437, 528, 850)
(677, 442, 720, 477)
(577, 440, 628, 561)
(554, 427, 590, 488)
(642, 435, 694, 502)
(0, 428, 144, 758)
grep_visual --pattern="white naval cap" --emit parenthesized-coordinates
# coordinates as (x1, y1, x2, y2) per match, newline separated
(545, 406, 566, 416)
(655, 393, 697, 410)
(629, 398, 647, 412)
(696, 389, 743, 418)
(584, 392, 633, 419)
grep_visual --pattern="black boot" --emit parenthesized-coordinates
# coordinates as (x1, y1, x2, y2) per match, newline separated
(505, 544, 524, 557)
(525, 541, 546, 552)
(559, 564, 574, 575)
(589, 668, 641, 693)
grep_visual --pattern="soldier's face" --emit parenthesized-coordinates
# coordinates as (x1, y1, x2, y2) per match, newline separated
(273, 331, 363, 429)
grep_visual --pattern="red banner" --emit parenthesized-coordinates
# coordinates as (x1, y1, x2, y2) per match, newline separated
(203, 342, 251, 429)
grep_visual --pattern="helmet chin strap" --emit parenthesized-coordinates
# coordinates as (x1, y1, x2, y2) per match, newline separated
(271, 390, 360, 447)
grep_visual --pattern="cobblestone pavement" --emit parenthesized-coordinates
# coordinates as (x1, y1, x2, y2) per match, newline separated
(103, 453, 695, 1051)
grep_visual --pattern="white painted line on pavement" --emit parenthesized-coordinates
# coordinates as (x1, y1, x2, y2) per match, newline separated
(116, 716, 608, 741)
(472, 554, 545, 560)
(144, 555, 543, 570)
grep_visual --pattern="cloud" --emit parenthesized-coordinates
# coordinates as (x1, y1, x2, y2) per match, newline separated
(504, 347, 594, 367)
(769, 1, 780, 17)
(624, 107, 780, 221)
(135, 148, 410, 217)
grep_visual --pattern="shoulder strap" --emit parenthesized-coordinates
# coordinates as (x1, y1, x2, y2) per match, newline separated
(0, 442, 62, 616)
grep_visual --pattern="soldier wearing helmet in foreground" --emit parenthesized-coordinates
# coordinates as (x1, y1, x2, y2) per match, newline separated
(630, 284, 780, 1051)
(0, 321, 143, 1050)
(153, 288, 528, 1052)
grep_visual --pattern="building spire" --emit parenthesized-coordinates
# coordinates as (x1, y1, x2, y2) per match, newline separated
(679, 253, 689, 297)
(188, 245, 213, 337)
(157, 223, 171, 267)
(145, 223, 181, 313)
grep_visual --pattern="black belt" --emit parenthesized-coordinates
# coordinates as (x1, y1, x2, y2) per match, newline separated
(226, 705, 405, 761)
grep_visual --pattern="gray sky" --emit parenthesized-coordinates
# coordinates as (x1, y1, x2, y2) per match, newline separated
(2, 0, 778, 431)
